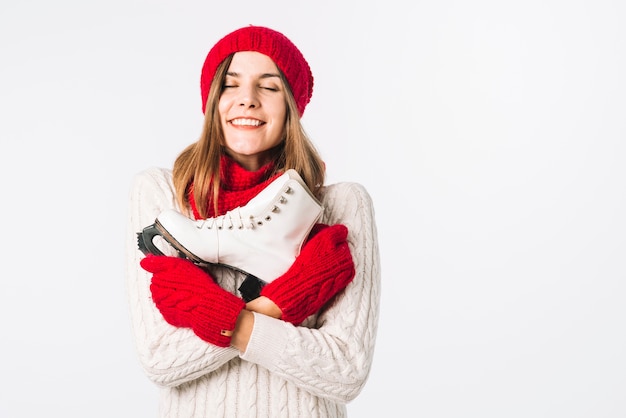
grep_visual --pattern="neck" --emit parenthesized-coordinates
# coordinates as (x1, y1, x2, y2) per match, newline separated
(224, 149, 277, 172)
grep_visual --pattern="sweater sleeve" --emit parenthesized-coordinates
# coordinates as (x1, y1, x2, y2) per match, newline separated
(240, 182, 381, 403)
(125, 167, 239, 388)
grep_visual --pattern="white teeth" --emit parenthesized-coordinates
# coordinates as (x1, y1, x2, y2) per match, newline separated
(231, 118, 262, 126)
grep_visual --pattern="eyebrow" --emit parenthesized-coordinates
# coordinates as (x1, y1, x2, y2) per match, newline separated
(226, 71, 281, 80)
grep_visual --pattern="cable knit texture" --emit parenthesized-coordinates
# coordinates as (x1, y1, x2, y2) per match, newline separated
(260, 223, 355, 325)
(125, 166, 381, 418)
(141, 255, 246, 347)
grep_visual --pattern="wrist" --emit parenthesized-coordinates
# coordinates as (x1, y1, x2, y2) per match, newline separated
(246, 296, 282, 319)
(231, 309, 255, 351)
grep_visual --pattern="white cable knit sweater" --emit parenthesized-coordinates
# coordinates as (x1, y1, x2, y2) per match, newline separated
(125, 167, 381, 418)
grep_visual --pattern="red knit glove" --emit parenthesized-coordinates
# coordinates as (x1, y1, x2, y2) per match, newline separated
(260, 223, 355, 325)
(140, 255, 245, 347)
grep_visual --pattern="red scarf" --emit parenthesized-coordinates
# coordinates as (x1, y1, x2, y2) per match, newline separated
(189, 155, 281, 219)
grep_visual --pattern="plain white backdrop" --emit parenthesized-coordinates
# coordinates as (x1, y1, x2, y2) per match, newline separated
(1, 0, 625, 417)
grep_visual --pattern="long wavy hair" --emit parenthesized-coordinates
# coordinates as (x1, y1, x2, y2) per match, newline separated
(172, 54, 326, 218)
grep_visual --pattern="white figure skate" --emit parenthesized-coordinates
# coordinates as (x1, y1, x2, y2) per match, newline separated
(137, 169, 323, 284)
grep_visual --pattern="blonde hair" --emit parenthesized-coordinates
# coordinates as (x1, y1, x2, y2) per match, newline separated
(173, 54, 326, 218)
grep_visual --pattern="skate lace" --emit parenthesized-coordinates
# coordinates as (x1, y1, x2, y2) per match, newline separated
(196, 201, 283, 231)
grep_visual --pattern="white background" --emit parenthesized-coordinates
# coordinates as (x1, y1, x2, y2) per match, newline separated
(1, 0, 625, 417)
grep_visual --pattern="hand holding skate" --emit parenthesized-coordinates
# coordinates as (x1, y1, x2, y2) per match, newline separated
(260, 223, 356, 325)
(141, 255, 246, 347)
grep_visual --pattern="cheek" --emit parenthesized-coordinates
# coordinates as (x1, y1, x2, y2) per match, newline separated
(217, 99, 231, 128)
(273, 100, 288, 123)
(217, 97, 228, 116)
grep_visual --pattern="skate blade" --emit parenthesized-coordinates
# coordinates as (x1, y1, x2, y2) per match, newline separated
(138, 220, 262, 282)
(136, 223, 183, 258)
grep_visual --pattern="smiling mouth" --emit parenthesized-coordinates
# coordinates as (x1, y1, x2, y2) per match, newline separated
(230, 118, 263, 127)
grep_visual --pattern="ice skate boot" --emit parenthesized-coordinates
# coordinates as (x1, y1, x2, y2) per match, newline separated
(137, 169, 323, 284)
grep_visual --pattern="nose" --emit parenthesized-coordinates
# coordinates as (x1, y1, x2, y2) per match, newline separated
(238, 85, 259, 109)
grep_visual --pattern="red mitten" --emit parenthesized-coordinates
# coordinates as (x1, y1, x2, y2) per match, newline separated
(140, 255, 245, 347)
(260, 223, 355, 325)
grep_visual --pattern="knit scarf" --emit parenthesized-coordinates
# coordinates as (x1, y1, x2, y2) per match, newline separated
(189, 155, 281, 219)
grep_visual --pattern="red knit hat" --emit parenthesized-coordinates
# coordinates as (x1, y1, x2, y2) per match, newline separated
(200, 25, 314, 117)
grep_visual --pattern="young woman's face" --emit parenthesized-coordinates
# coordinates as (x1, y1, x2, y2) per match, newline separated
(219, 51, 288, 171)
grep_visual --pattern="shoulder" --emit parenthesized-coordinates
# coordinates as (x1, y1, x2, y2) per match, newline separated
(320, 181, 375, 214)
(128, 166, 178, 211)
(321, 180, 372, 200)
(319, 182, 376, 228)
(130, 167, 174, 196)
(131, 166, 173, 188)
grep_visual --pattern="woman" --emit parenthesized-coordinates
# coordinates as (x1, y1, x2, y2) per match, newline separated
(125, 25, 381, 417)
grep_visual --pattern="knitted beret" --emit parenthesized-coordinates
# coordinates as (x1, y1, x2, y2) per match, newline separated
(200, 25, 314, 116)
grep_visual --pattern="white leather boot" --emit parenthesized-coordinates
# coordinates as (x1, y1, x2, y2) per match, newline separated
(147, 169, 323, 283)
